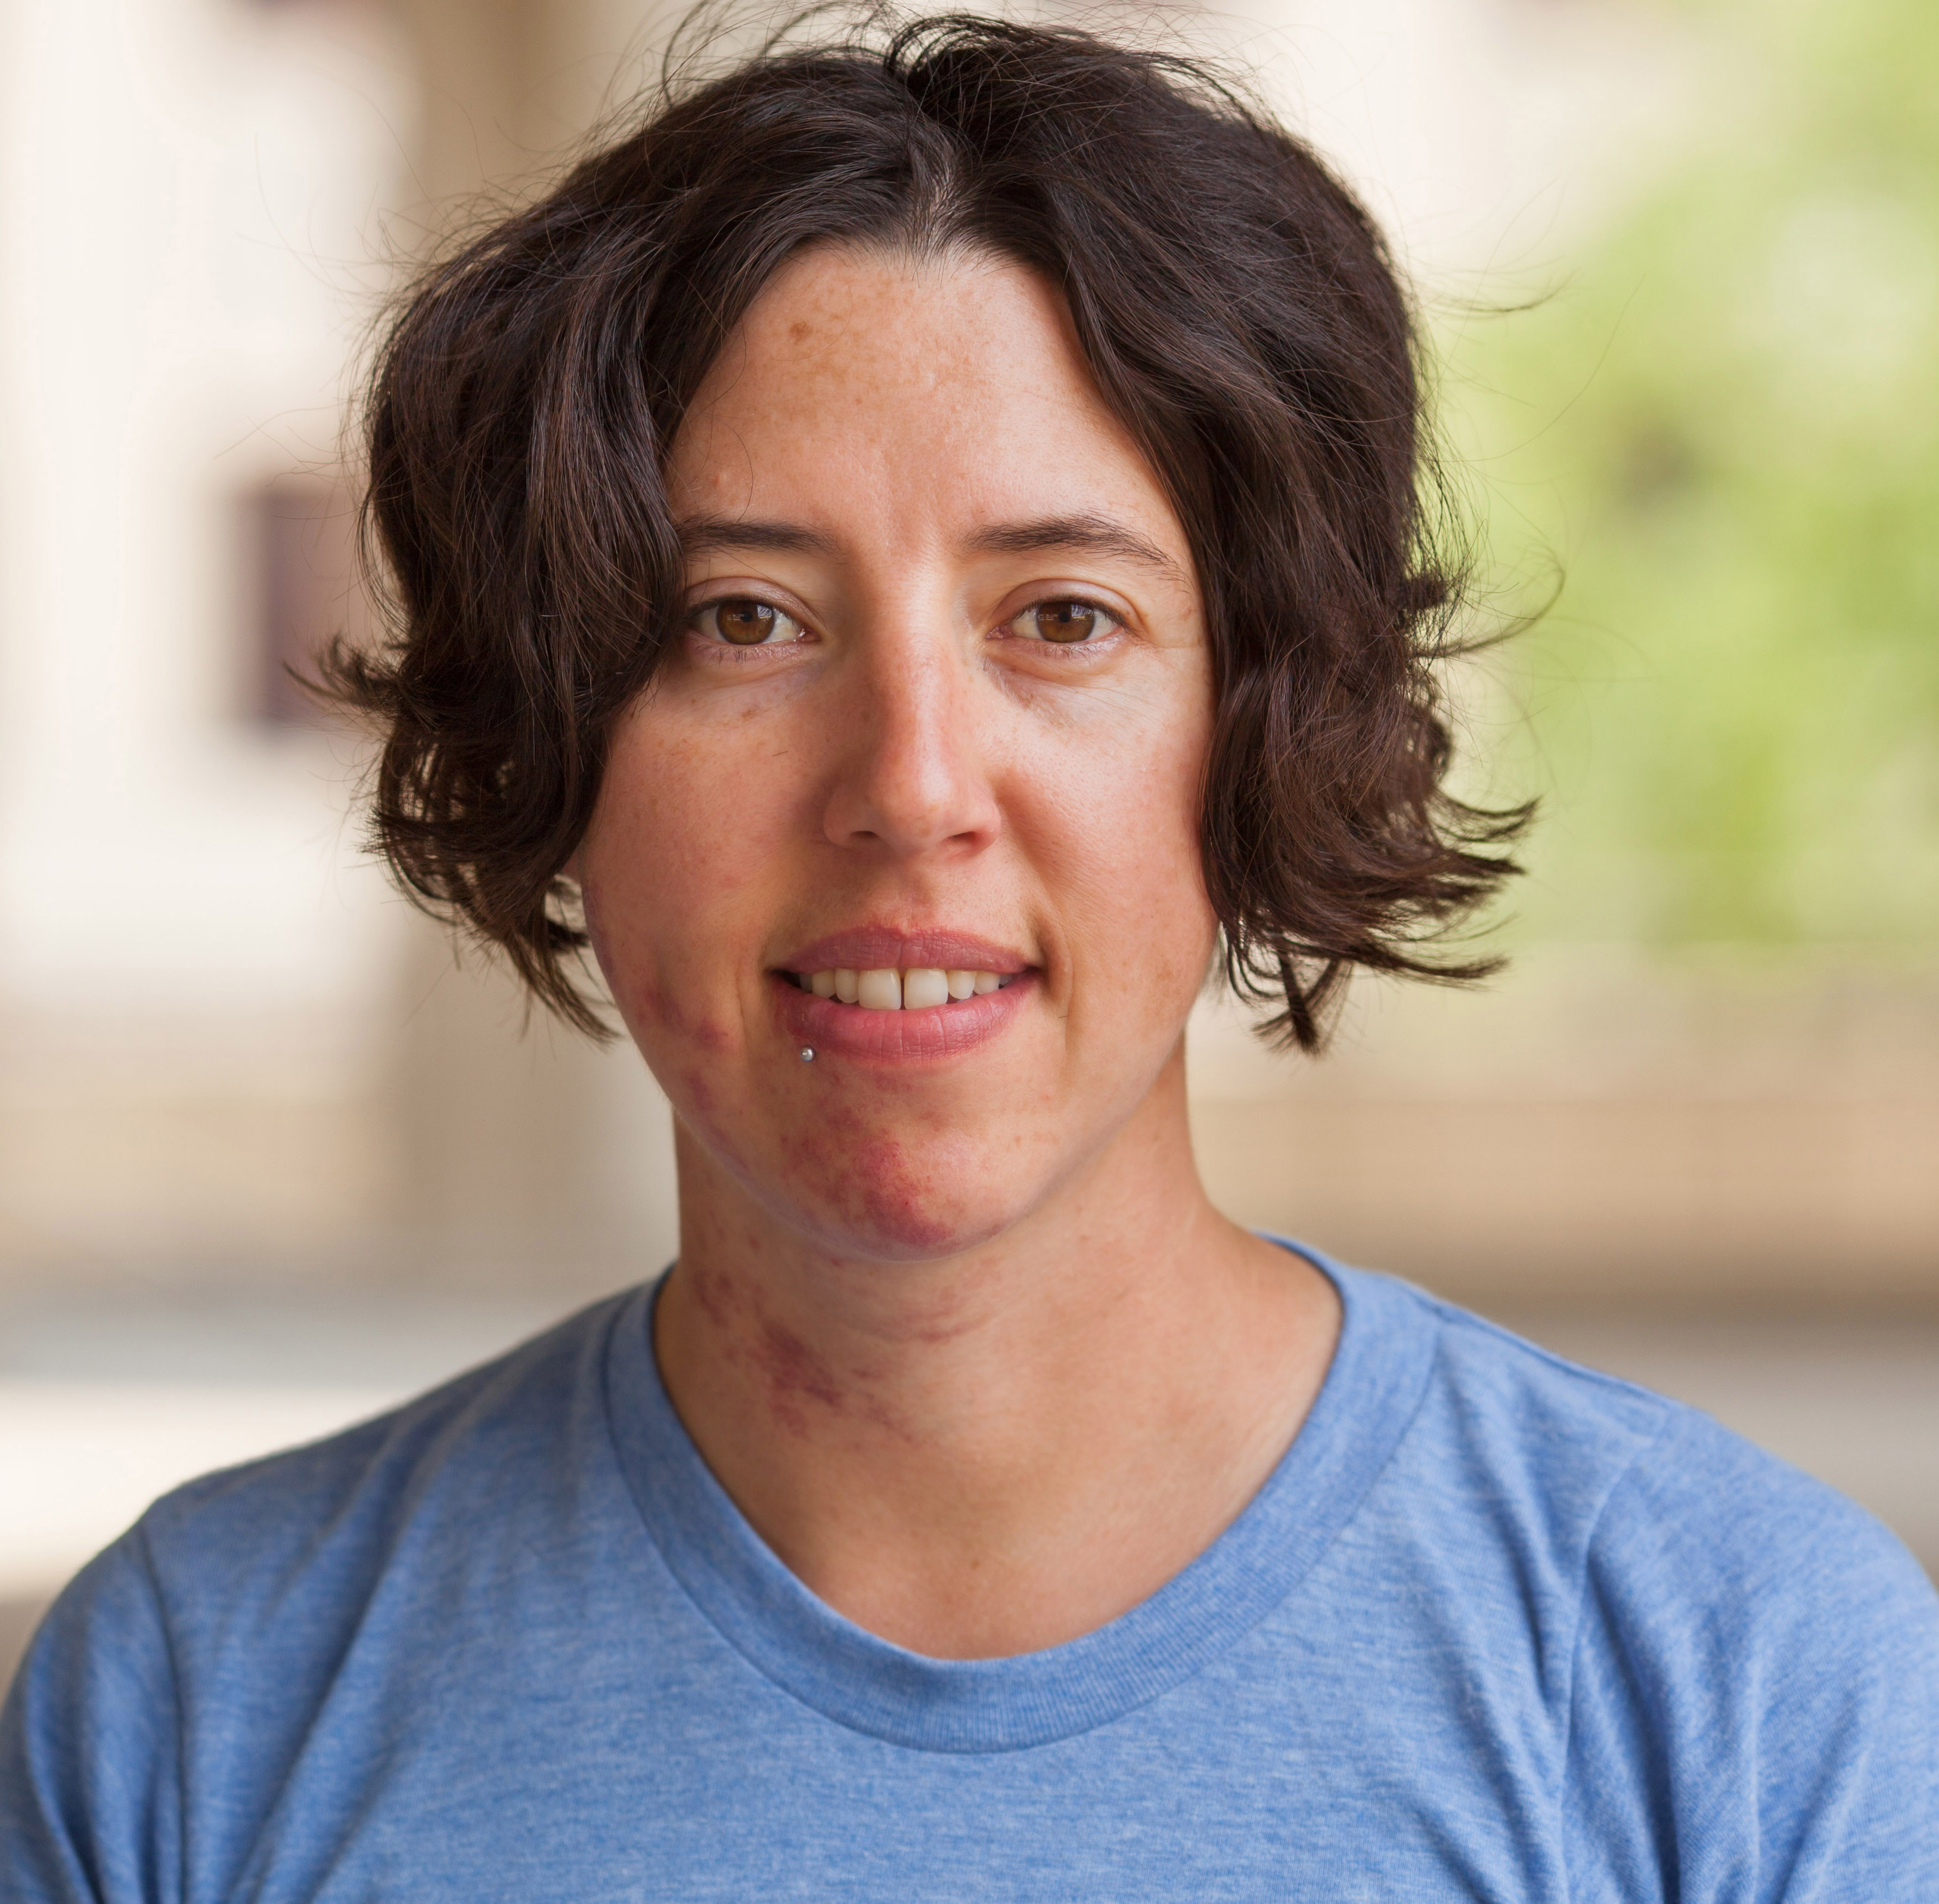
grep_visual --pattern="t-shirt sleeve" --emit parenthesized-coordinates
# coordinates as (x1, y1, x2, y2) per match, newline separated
(0, 1529, 183, 1904)
(1564, 1411, 1939, 1903)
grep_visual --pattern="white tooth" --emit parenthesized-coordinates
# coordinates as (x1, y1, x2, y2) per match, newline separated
(945, 969, 976, 1000)
(902, 968, 949, 1010)
(811, 970, 836, 998)
(834, 969, 860, 1004)
(857, 968, 902, 1010)
(973, 970, 1001, 994)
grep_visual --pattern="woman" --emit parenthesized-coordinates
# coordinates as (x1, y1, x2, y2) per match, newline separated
(5, 17, 1934, 1899)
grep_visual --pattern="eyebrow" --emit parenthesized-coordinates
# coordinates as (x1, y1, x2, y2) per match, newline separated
(677, 512, 1183, 579)
(677, 518, 837, 559)
(964, 514, 1184, 580)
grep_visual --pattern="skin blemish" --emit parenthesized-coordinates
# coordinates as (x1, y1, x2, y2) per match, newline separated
(857, 1392, 915, 1444)
(775, 1117, 969, 1258)
(853, 1136, 963, 1256)
(682, 1266, 853, 1438)
(908, 1307, 978, 1348)
(756, 1316, 847, 1419)
(690, 1263, 739, 1333)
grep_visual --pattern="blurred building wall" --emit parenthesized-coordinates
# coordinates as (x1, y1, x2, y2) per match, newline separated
(0, 0, 414, 1280)
(0, 0, 683, 1305)
(1189, 956, 1939, 1306)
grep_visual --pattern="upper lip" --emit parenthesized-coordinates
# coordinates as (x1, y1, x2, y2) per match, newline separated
(775, 928, 1034, 975)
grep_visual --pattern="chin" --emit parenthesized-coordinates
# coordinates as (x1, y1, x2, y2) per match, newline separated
(774, 1134, 1038, 1265)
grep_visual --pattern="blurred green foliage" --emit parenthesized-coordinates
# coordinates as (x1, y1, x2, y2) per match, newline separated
(1445, 0, 1939, 951)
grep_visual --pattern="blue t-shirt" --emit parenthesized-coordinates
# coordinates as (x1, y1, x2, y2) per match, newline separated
(4, 1251, 1935, 1901)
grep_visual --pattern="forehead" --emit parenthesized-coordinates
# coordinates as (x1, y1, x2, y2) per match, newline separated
(666, 244, 1181, 544)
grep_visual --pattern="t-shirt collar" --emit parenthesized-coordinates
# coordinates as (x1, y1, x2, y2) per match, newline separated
(603, 1241, 1438, 1753)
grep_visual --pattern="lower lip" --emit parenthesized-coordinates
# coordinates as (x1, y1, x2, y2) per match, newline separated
(773, 971, 1035, 1062)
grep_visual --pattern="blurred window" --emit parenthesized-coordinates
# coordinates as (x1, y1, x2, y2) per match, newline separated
(245, 477, 368, 727)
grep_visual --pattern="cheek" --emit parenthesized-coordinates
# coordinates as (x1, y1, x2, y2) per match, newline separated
(578, 712, 781, 1045)
(1035, 694, 1217, 997)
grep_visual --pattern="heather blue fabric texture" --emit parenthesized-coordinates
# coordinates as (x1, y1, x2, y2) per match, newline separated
(4, 1249, 1935, 1902)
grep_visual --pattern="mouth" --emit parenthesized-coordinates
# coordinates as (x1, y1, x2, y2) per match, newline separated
(768, 931, 1036, 1061)
(785, 966, 1021, 1009)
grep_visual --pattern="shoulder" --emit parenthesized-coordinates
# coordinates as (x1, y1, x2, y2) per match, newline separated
(1355, 1266, 1927, 1598)
(52, 1285, 638, 1685)
(1351, 1270, 1939, 1893)
(1375, 1267, 1937, 1642)
(1586, 1394, 1933, 1629)
(0, 1288, 647, 1901)
(1410, 1282, 1675, 1461)
(1341, 1267, 1684, 1552)
(1413, 1288, 1939, 1666)
(1353, 1273, 1939, 1896)
(156, 1288, 628, 1531)
(1574, 1394, 1939, 1763)
(0, 1288, 646, 1900)
(1, 1527, 182, 1904)
(1569, 1404, 1939, 1894)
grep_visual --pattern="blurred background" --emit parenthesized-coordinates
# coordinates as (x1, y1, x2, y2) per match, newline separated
(2, 0, 1934, 1683)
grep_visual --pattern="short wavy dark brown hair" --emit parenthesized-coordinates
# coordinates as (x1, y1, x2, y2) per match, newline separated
(327, 11, 1528, 1049)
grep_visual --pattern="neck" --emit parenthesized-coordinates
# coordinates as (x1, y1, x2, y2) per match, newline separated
(653, 1044, 1340, 1658)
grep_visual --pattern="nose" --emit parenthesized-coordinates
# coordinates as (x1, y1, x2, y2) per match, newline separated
(820, 621, 1001, 860)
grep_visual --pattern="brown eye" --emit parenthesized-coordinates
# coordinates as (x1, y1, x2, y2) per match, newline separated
(1024, 600, 1117, 643)
(693, 598, 803, 647)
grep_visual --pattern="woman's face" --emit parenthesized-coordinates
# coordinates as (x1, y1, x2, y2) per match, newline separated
(578, 244, 1218, 1261)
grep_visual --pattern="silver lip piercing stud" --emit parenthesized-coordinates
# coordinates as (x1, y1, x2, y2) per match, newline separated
(799, 1047, 815, 1063)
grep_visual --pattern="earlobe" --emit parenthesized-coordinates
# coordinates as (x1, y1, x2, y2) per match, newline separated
(563, 852, 594, 938)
